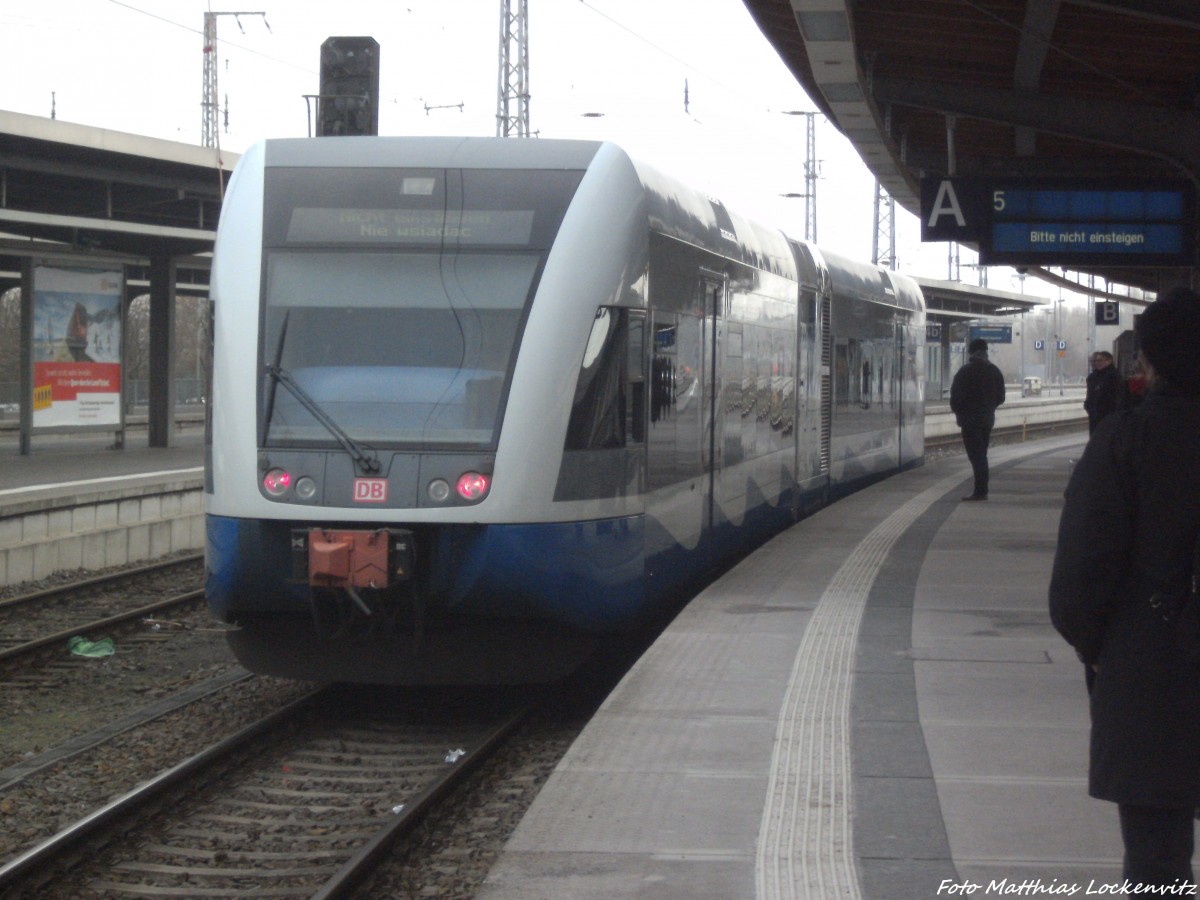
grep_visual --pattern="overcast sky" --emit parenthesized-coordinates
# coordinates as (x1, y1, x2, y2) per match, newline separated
(0, 0, 1001, 284)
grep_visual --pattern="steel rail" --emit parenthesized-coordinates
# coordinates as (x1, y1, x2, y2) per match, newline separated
(924, 417, 1086, 452)
(0, 588, 206, 664)
(0, 668, 255, 793)
(0, 687, 329, 892)
(312, 704, 533, 900)
(0, 553, 203, 612)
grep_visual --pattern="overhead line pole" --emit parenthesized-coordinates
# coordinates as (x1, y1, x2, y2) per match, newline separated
(783, 111, 820, 242)
(872, 179, 896, 270)
(202, 10, 269, 149)
(803, 111, 818, 243)
(496, 0, 531, 137)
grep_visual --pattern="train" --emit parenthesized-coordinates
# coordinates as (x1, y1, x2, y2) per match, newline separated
(204, 136, 925, 684)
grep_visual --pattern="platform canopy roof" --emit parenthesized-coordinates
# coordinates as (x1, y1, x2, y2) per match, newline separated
(916, 276, 1042, 320)
(0, 110, 237, 261)
(741, 0, 1200, 297)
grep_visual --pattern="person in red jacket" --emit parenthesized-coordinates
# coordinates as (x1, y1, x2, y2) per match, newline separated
(1120, 357, 1149, 410)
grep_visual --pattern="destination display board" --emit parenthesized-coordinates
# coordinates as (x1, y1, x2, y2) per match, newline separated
(919, 177, 1197, 267)
(969, 324, 1012, 344)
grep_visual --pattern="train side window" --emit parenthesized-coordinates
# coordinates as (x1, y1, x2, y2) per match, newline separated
(651, 321, 677, 424)
(627, 311, 646, 444)
(564, 307, 641, 451)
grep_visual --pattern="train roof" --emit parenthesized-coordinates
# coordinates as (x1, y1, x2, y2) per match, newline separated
(627, 151, 798, 281)
(257, 136, 800, 281)
(254, 136, 915, 301)
(817, 246, 925, 314)
(262, 135, 605, 170)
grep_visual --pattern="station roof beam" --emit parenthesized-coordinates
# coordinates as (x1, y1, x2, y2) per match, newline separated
(742, 0, 1200, 294)
(0, 110, 234, 260)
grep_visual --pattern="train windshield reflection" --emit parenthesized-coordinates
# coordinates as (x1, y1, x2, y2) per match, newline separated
(260, 250, 540, 450)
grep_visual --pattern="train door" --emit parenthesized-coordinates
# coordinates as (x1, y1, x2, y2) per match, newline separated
(795, 286, 821, 488)
(818, 293, 832, 476)
(644, 267, 724, 564)
(894, 318, 905, 466)
(699, 272, 725, 533)
(646, 304, 706, 551)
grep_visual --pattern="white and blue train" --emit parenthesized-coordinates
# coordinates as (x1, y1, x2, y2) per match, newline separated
(205, 136, 925, 684)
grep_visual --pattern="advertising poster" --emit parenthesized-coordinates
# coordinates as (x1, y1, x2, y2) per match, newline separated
(32, 266, 123, 429)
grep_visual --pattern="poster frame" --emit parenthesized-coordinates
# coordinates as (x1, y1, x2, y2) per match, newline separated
(26, 260, 126, 438)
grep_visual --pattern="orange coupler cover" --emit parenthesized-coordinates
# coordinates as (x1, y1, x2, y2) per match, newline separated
(308, 530, 390, 589)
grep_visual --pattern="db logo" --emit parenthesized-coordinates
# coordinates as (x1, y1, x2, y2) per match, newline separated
(352, 479, 388, 503)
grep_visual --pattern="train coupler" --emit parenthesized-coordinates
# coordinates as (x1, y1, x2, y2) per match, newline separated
(291, 528, 415, 590)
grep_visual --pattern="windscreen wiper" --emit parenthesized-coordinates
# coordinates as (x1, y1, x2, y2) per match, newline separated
(263, 310, 290, 429)
(264, 364, 382, 475)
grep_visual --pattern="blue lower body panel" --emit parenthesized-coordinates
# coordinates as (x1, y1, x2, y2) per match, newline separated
(205, 513, 648, 632)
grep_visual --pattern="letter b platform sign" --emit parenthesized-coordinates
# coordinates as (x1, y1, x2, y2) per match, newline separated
(1095, 301, 1120, 326)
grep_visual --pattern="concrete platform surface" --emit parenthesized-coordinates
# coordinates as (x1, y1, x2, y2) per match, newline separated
(0, 427, 203, 500)
(479, 433, 1157, 900)
(0, 428, 205, 586)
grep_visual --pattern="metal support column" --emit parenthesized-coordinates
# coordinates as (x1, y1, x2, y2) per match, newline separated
(202, 13, 218, 149)
(18, 258, 32, 455)
(496, 0, 530, 138)
(803, 111, 818, 242)
(872, 178, 895, 269)
(148, 254, 177, 448)
(202, 11, 269, 148)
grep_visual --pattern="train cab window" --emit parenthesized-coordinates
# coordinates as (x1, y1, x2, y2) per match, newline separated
(259, 165, 586, 453)
(261, 250, 540, 450)
(265, 167, 584, 252)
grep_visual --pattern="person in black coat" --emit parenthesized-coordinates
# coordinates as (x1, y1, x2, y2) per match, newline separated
(1049, 285, 1200, 889)
(1084, 350, 1124, 433)
(949, 337, 1006, 501)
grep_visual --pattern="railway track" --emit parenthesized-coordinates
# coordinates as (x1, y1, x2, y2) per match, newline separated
(924, 416, 1086, 453)
(0, 686, 529, 898)
(0, 554, 205, 665)
(0, 667, 254, 793)
(0, 424, 1089, 896)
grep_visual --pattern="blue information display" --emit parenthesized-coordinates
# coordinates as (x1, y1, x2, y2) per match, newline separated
(992, 222, 1184, 255)
(969, 324, 1012, 344)
(918, 177, 1196, 267)
(989, 186, 1188, 261)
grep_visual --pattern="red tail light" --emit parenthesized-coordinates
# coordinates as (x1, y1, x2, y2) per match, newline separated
(263, 468, 292, 496)
(455, 472, 490, 501)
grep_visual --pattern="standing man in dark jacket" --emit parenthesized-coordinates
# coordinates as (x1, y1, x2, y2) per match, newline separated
(1084, 350, 1123, 433)
(1049, 286, 1200, 889)
(949, 337, 1006, 501)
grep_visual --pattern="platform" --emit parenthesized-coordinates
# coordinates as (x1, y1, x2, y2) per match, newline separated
(478, 431, 1149, 899)
(0, 427, 204, 586)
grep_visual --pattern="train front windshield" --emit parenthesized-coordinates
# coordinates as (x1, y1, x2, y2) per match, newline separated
(259, 165, 584, 451)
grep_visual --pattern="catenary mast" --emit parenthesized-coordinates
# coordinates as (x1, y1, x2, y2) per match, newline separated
(201, 11, 269, 149)
(496, 0, 531, 137)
